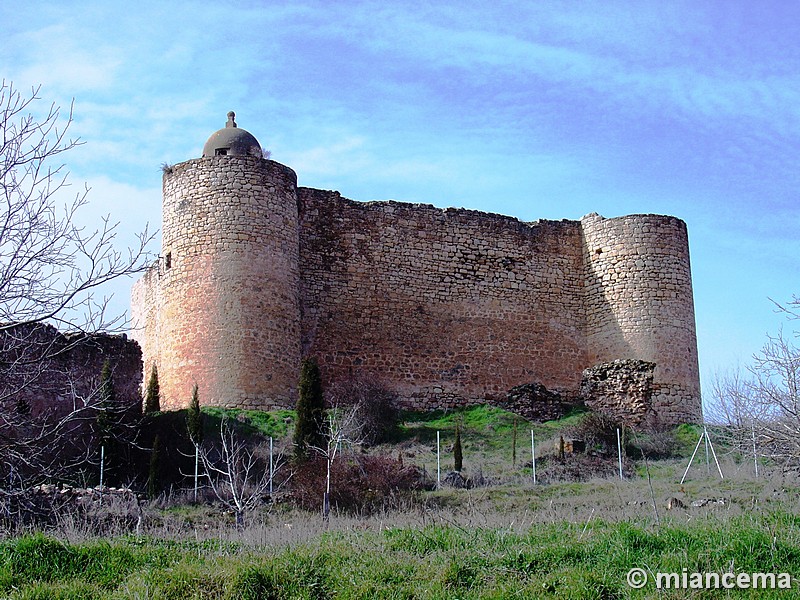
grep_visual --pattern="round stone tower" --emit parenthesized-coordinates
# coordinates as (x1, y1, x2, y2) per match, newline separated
(581, 213, 702, 424)
(157, 112, 300, 410)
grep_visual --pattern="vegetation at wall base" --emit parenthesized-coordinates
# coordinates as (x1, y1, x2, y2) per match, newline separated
(293, 358, 325, 460)
(453, 419, 463, 472)
(143, 364, 161, 414)
(147, 435, 161, 500)
(201, 407, 293, 439)
(2, 401, 799, 597)
(95, 360, 132, 487)
(186, 384, 203, 446)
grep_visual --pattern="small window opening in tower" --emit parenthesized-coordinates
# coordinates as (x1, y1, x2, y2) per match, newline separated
(595, 248, 603, 255)
(164, 252, 172, 269)
(215, 148, 228, 156)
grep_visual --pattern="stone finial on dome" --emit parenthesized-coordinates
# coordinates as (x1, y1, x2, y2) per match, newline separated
(202, 111, 262, 158)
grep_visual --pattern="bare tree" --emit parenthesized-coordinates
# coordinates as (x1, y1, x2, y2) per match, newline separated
(0, 80, 152, 336)
(702, 367, 763, 474)
(707, 311, 800, 472)
(309, 404, 365, 520)
(197, 416, 289, 527)
(0, 80, 153, 496)
(705, 368, 757, 428)
(748, 328, 800, 470)
(772, 295, 800, 322)
(0, 79, 152, 402)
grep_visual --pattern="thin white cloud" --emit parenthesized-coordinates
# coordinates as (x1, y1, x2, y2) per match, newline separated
(333, 4, 800, 133)
(10, 23, 121, 94)
(283, 136, 371, 179)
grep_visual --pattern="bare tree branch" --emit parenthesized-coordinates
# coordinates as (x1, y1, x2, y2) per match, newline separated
(708, 319, 800, 471)
(308, 403, 366, 520)
(194, 416, 290, 526)
(0, 80, 154, 336)
(0, 80, 155, 502)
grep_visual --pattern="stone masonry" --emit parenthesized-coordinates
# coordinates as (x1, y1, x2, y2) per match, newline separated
(131, 116, 702, 425)
(581, 360, 657, 426)
(0, 323, 142, 417)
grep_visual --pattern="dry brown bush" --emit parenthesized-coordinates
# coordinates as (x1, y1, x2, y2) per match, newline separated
(565, 411, 622, 455)
(290, 454, 431, 515)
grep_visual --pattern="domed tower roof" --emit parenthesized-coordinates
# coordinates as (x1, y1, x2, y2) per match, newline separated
(202, 111, 263, 158)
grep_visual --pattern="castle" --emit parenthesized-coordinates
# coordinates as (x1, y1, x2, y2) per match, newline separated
(131, 113, 702, 425)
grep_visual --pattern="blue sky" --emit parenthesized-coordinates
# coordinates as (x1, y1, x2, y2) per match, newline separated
(2, 1, 798, 407)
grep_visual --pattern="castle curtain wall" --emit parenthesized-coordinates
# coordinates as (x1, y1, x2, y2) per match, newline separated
(298, 189, 588, 409)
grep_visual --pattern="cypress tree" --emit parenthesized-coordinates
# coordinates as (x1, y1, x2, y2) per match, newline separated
(186, 384, 203, 503)
(99, 359, 116, 406)
(186, 383, 203, 445)
(143, 363, 161, 414)
(454, 420, 463, 473)
(147, 435, 161, 499)
(294, 358, 324, 460)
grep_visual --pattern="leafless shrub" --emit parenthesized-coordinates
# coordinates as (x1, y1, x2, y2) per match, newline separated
(196, 416, 290, 527)
(565, 411, 622, 455)
(534, 453, 633, 484)
(290, 454, 430, 515)
(631, 430, 678, 460)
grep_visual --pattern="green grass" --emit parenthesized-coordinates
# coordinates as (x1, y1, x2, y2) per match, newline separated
(2, 512, 799, 598)
(393, 404, 597, 479)
(200, 407, 295, 438)
(397, 404, 585, 455)
(9, 404, 789, 597)
(399, 404, 585, 438)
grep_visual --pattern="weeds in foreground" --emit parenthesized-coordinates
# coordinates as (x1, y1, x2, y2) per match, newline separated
(1, 510, 799, 599)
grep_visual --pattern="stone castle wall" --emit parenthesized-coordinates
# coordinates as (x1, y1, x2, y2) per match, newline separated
(0, 324, 142, 417)
(298, 189, 587, 409)
(131, 155, 703, 424)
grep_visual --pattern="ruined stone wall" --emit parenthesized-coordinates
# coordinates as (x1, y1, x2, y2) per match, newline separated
(499, 383, 578, 423)
(0, 324, 142, 417)
(581, 359, 656, 426)
(580, 214, 702, 424)
(298, 189, 588, 409)
(133, 157, 301, 410)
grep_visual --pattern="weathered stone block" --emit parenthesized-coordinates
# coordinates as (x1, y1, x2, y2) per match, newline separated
(581, 359, 655, 426)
